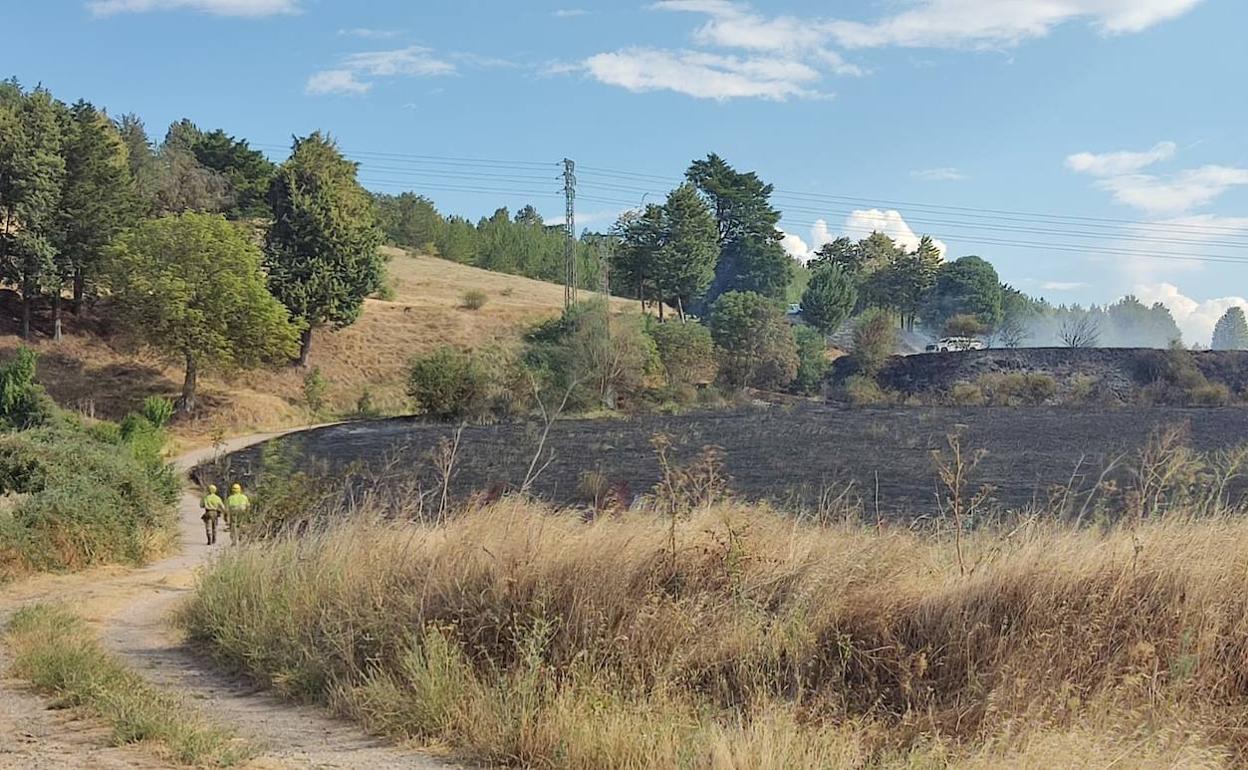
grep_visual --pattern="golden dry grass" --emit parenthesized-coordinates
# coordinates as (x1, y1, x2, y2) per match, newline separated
(182, 496, 1247, 769)
(4, 248, 641, 444)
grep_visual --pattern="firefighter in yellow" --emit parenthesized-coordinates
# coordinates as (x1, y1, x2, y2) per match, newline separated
(200, 484, 226, 545)
(226, 483, 251, 541)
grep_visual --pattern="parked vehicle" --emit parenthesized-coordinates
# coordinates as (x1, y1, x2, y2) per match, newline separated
(925, 336, 986, 352)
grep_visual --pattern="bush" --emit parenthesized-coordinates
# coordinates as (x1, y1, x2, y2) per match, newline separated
(302, 368, 328, 415)
(460, 289, 488, 311)
(0, 348, 51, 430)
(407, 347, 493, 421)
(526, 300, 659, 411)
(850, 309, 899, 377)
(1189, 382, 1231, 406)
(0, 425, 178, 577)
(648, 320, 717, 387)
(140, 396, 174, 429)
(950, 382, 986, 406)
(843, 374, 889, 406)
(791, 325, 829, 395)
(977, 372, 1056, 406)
(708, 291, 798, 391)
(943, 313, 988, 339)
(355, 388, 382, 419)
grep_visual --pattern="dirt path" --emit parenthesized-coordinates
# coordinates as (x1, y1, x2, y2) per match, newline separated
(0, 432, 455, 770)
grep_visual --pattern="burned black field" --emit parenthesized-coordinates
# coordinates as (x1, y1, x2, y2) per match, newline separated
(218, 404, 1248, 517)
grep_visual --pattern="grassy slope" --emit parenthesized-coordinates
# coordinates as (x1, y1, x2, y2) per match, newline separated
(0, 247, 640, 443)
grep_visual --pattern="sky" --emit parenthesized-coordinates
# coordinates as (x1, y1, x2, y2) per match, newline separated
(4, 0, 1247, 344)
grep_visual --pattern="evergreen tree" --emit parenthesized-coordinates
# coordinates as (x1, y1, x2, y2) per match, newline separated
(686, 154, 790, 306)
(190, 128, 275, 219)
(55, 100, 136, 332)
(115, 113, 161, 214)
(653, 183, 718, 317)
(154, 119, 228, 214)
(106, 213, 298, 412)
(612, 204, 664, 310)
(265, 132, 383, 367)
(809, 236, 866, 275)
(0, 84, 65, 339)
(921, 255, 1003, 330)
(1212, 307, 1248, 350)
(800, 263, 857, 335)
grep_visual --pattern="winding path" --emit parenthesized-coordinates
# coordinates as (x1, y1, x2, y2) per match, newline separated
(0, 431, 454, 770)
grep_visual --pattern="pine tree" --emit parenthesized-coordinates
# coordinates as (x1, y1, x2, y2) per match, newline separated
(55, 100, 136, 334)
(654, 183, 718, 317)
(265, 132, 383, 367)
(800, 263, 857, 335)
(0, 84, 65, 339)
(1212, 307, 1248, 350)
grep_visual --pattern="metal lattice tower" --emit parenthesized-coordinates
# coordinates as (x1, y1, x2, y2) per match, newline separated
(562, 158, 577, 308)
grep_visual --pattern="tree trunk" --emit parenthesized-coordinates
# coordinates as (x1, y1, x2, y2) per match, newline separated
(20, 290, 31, 341)
(178, 354, 198, 414)
(72, 270, 84, 316)
(52, 292, 62, 342)
(297, 326, 314, 368)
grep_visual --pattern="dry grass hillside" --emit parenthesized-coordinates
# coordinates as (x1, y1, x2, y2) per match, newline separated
(1, 247, 641, 444)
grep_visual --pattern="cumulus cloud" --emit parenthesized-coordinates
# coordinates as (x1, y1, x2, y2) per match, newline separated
(1134, 283, 1248, 346)
(582, 48, 824, 101)
(306, 46, 455, 95)
(780, 231, 813, 261)
(1065, 141, 1176, 177)
(88, 0, 296, 15)
(841, 209, 948, 256)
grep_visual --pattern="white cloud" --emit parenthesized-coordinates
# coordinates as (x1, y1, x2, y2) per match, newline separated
(780, 231, 813, 262)
(911, 167, 966, 182)
(306, 46, 455, 96)
(1134, 282, 1248, 346)
(824, 0, 1204, 49)
(841, 209, 948, 256)
(1065, 141, 1176, 177)
(305, 69, 370, 95)
(1095, 166, 1248, 216)
(338, 27, 403, 39)
(553, 8, 589, 17)
(88, 0, 295, 16)
(582, 48, 824, 101)
(1040, 280, 1088, 291)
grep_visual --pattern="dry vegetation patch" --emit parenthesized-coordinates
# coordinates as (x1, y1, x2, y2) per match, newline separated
(182, 499, 1246, 768)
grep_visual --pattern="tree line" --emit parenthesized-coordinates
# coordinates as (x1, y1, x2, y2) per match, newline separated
(0, 78, 382, 411)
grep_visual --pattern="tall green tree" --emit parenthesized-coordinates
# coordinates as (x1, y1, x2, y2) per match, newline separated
(810, 237, 866, 275)
(654, 183, 718, 317)
(190, 129, 275, 219)
(0, 84, 65, 340)
(375, 192, 444, 252)
(800, 263, 857, 334)
(686, 154, 790, 306)
(105, 213, 298, 412)
(55, 100, 136, 333)
(115, 113, 161, 214)
(265, 132, 383, 367)
(878, 235, 942, 329)
(921, 256, 1003, 330)
(153, 119, 228, 214)
(1212, 306, 1248, 350)
(612, 204, 664, 310)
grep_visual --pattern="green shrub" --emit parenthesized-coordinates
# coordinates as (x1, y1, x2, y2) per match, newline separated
(850, 309, 898, 378)
(460, 289, 488, 310)
(648, 320, 717, 387)
(791, 325, 829, 395)
(843, 374, 888, 406)
(141, 396, 174, 429)
(0, 426, 177, 577)
(407, 347, 492, 420)
(527, 300, 659, 410)
(355, 388, 382, 419)
(708, 291, 798, 391)
(0, 348, 51, 430)
(302, 368, 328, 415)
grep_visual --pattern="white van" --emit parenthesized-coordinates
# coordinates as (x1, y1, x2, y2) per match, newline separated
(925, 337, 986, 352)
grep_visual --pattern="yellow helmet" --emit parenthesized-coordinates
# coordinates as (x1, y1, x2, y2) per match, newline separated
(207, 484, 217, 494)
(231, 483, 242, 494)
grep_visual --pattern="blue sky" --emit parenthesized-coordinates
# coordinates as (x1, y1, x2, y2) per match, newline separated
(5, 0, 1247, 342)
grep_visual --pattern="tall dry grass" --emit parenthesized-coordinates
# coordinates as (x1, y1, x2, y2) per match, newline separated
(182, 488, 1248, 768)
